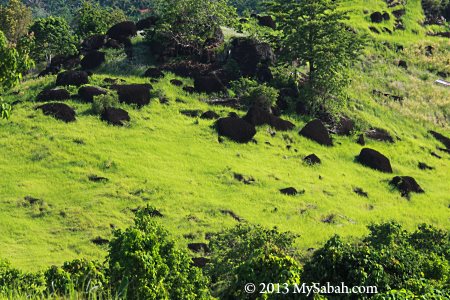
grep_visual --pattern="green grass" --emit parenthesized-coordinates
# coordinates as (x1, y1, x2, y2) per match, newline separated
(0, 0, 449, 273)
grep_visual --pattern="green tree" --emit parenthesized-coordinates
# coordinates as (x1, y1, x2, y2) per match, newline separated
(0, 31, 20, 91)
(148, 0, 237, 53)
(302, 223, 450, 297)
(29, 17, 78, 63)
(0, 0, 33, 45)
(74, 0, 127, 39)
(107, 205, 210, 299)
(206, 224, 302, 299)
(269, 0, 364, 115)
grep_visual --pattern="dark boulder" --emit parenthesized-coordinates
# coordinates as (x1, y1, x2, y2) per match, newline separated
(81, 34, 106, 53)
(334, 116, 355, 136)
(56, 71, 89, 86)
(38, 65, 61, 77)
(216, 116, 257, 143)
(243, 106, 272, 126)
(370, 12, 383, 23)
(257, 15, 276, 29)
(78, 86, 107, 102)
(354, 187, 368, 197)
(256, 66, 273, 82)
(104, 38, 122, 49)
(106, 21, 137, 42)
(299, 119, 333, 146)
(357, 148, 393, 173)
(204, 27, 225, 47)
(36, 103, 76, 122)
(429, 130, 450, 150)
(270, 116, 295, 131)
(191, 257, 210, 268)
(382, 12, 390, 20)
(188, 243, 210, 253)
(194, 75, 226, 94)
(304, 154, 321, 165)
(180, 110, 202, 117)
(101, 107, 130, 126)
(230, 37, 275, 77)
(183, 86, 196, 94)
(393, 9, 406, 19)
(91, 237, 109, 245)
(357, 134, 366, 146)
(81, 51, 106, 70)
(111, 84, 152, 107)
(365, 128, 394, 143)
(170, 79, 183, 86)
(136, 16, 158, 31)
(398, 60, 408, 69)
(279, 187, 298, 196)
(50, 54, 80, 70)
(390, 176, 424, 199)
(144, 67, 164, 78)
(200, 111, 220, 120)
(37, 88, 70, 102)
(418, 162, 434, 170)
(243, 106, 294, 131)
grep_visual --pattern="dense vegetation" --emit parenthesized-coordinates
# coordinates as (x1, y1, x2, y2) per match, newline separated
(0, 0, 449, 298)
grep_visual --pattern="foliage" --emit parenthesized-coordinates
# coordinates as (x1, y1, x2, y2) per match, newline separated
(92, 93, 119, 115)
(0, 259, 45, 296)
(206, 224, 301, 299)
(229, 0, 266, 15)
(0, 100, 12, 119)
(0, 0, 33, 45)
(29, 17, 78, 63)
(268, 0, 365, 116)
(0, 31, 20, 91)
(107, 205, 211, 299)
(44, 259, 107, 296)
(230, 77, 279, 110)
(302, 222, 450, 297)
(74, 0, 127, 39)
(147, 0, 237, 53)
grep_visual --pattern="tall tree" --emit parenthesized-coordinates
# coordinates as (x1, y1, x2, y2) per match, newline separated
(74, 0, 127, 39)
(0, 31, 20, 91)
(149, 0, 236, 52)
(269, 0, 364, 115)
(29, 17, 77, 63)
(0, 0, 33, 45)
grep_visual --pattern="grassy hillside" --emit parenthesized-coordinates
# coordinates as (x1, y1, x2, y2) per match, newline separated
(0, 0, 449, 272)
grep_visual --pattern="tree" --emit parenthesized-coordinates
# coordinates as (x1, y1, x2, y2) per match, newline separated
(0, 0, 33, 45)
(74, 0, 127, 39)
(0, 31, 20, 91)
(148, 0, 237, 53)
(302, 223, 450, 297)
(108, 206, 210, 299)
(269, 0, 364, 115)
(206, 224, 302, 299)
(29, 17, 78, 63)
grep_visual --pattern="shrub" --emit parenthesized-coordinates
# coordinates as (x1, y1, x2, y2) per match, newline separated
(230, 77, 279, 110)
(0, 259, 45, 296)
(107, 205, 210, 299)
(206, 224, 301, 299)
(92, 93, 119, 115)
(0, 100, 12, 119)
(302, 223, 450, 297)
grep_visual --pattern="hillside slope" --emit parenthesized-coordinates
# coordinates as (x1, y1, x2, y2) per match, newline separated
(0, 0, 449, 271)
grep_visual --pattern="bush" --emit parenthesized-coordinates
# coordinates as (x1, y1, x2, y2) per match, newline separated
(0, 100, 12, 119)
(230, 77, 279, 110)
(302, 222, 450, 297)
(92, 93, 119, 115)
(0, 259, 45, 297)
(206, 224, 301, 299)
(108, 205, 210, 299)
